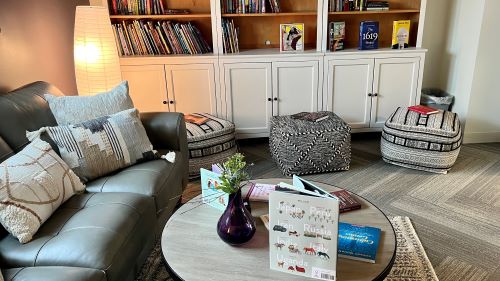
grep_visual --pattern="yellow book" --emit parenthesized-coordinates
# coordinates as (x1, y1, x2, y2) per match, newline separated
(392, 20, 411, 49)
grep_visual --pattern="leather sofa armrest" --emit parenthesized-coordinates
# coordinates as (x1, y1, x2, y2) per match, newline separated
(140, 112, 188, 188)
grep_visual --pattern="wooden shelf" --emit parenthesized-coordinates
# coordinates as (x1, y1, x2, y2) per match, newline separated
(110, 14, 212, 20)
(222, 12, 317, 17)
(328, 9, 420, 15)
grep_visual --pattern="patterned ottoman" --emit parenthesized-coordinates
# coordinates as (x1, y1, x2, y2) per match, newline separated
(270, 112, 351, 176)
(186, 113, 237, 178)
(381, 107, 462, 174)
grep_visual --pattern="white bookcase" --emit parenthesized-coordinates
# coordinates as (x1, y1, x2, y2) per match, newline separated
(99, 0, 428, 138)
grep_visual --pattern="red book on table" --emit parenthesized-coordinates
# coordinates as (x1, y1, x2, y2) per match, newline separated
(408, 105, 440, 115)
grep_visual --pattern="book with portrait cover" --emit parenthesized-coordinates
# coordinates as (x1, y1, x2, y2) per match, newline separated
(338, 222, 381, 263)
(359, 21, 379, 50)
(392, 20, 411, 49)
(329, 22, 345, 51)
(269, 176, 339, 280)
(280, 23, 304, 52)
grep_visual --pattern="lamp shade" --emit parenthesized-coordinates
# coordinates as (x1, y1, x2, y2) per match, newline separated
(74, 6, 121, 96)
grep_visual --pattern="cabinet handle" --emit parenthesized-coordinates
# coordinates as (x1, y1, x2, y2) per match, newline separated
(162, 101, 167, 104)
(169, 101, 175, 104)
(268, 98, 272, 102)
(273, 97, 278, 101)
(374, 93, 378, 97)
(368, 93, 373, 97)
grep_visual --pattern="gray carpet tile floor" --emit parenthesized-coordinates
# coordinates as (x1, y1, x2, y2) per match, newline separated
(231, 134, 500, 281)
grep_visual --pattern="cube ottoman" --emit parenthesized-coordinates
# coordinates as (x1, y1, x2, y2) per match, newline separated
(186, 113, 237, 177)
(270, 112, 351, 176)
(381, 107, 462, 174)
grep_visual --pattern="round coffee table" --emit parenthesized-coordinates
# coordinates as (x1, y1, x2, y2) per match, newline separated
(162, 178, 396, 281)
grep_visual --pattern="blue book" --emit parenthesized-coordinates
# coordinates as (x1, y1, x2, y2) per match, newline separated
(359, 21, 379, 50)
(200, 168, 229, 211)
(337, 222, 381, 263)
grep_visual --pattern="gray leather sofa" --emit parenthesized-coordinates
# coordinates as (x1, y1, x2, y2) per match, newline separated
(0, 82, 188, 281)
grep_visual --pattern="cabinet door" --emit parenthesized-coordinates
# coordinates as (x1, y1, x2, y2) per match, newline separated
(121, 65, 168, 112)
(165, 64, 217, 115)
(272, 61, 319, 116)
(371, 57, 420, 128)
(223, 62, 272, 137)
(325, 58, 374, 129)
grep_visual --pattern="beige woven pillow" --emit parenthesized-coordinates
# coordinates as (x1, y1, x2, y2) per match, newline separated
(0, 138, 85, 243)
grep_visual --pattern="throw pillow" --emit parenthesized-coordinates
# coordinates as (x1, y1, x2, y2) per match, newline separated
(45, 81, 133, 125)
(0, 138, 85, 243)
(27, 108, 157, 183)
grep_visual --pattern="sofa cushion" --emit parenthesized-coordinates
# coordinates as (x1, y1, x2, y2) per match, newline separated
(86, 158, 183, 215)
(45, 81, 133, 126)
(0, 136, 14, 163)
(0, 81, 61, 153)
(3, 266, 105, 281)
(0, 192, 156, 281)
(28, 109, 157, 183)
(0, 138, 85, 243)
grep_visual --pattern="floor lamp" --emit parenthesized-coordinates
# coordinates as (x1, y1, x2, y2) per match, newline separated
(74, 6, 121, 96)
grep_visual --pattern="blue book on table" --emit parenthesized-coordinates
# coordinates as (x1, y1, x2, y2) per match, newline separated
(359, 21, 379, 50)
(338, 222, 381, 263)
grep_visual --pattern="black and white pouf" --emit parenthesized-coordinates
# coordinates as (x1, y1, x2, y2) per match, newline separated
(186, 113, 237, 178)
(381, 107, 462, 174)
(269, 112, 351, 176)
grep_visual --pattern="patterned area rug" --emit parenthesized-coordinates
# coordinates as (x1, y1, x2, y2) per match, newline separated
(136, 216, 438, 281)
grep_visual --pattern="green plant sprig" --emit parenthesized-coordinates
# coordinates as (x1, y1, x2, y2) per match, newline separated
(218, 153, 250, 194)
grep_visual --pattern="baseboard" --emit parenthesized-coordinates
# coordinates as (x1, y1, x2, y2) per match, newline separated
(463, 132, 500, 144)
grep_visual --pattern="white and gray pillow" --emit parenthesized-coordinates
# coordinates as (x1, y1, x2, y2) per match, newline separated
(45, 81, 133, 125)
(28, 108, 156, 183)
(0, 138, 86, 243)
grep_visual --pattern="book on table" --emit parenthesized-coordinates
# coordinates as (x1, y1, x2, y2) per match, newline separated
(408, 105, 440, 115)
(200, 168, 228, 211)
(269, 176, 339, 280)
(291, 112, 330, 122)
(330, 190, 361, 213)
(184, 114, 209, 125)
(338, 222, 381, 263)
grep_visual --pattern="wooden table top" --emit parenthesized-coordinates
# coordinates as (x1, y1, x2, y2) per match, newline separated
(161, 178, 396, 281)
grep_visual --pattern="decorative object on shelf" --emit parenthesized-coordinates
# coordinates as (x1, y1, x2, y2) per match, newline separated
(392, 20, 411, 49)
(222, 19, 239, 53)
(280, 23, 304, 52)
(328, 21, 345, 51)
(74, 6, 122, 96)
(216, 153, 256, 245)
(112, 20, 212, 56)
(359, 20, 379, 50)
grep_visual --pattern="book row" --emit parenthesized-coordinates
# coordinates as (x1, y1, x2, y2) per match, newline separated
(222, 19, 240, 53)
(109, 0, 166, 15)
(329, 19, 410, 51)
(112, 20, 212, 56)
(329, 0, 389, 12)
(222, 0, 281, 14)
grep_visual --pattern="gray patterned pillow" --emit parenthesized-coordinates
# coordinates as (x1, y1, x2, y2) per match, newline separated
(45, 81, 133, 125)
(27, 108, 156, 183)
(0, 138, 85, 243)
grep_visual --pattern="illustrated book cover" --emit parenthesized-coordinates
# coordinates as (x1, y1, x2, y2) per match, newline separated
(392, 20, 411, 49)
(338, 222, 381, 263)
(200, 168, 228, 211)
(359, 21, 379, 50)
(329, 22, 345, 51)
(330, 190, 361, 213)
(280, 23, 304, 52)
(244, 182, 278, 202)
(408, 105, 440, 115)
(269, 176, 339, 280)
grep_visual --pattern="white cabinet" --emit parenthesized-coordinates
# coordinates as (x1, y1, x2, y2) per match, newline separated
(223, 62, 273, 137)
(272, 61, 320, 116)
(324, 55, 422, 130)
(325, 58, 373, 129)
(121, 65, 168, 112)
(371, 57, 420, 128)
(165, 64, 217, 115)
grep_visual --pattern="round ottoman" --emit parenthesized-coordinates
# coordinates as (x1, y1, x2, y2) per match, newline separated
(185, 113, 237, 178)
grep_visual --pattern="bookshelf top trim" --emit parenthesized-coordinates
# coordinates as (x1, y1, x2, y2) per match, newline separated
(328, 9, 420, 15)
(109, 14, 212, 20)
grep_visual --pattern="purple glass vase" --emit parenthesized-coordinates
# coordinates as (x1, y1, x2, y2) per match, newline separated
(217, 188, 256, 245)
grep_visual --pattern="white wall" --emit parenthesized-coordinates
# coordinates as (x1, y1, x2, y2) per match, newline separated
(463, 0, 500, 143)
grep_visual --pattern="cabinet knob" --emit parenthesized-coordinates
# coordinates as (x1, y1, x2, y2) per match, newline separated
(268, 98, 272, 102)
(169, 100, 175, 104)
(273, 97, 278, 101)
(374, 93, 378, 97)
(162, 101, 167, 104)
(368, 93, 373, 97)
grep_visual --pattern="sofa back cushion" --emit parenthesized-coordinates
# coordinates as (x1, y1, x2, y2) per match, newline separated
(0, 136, 14, 163)
(0, 81, 62, 153)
